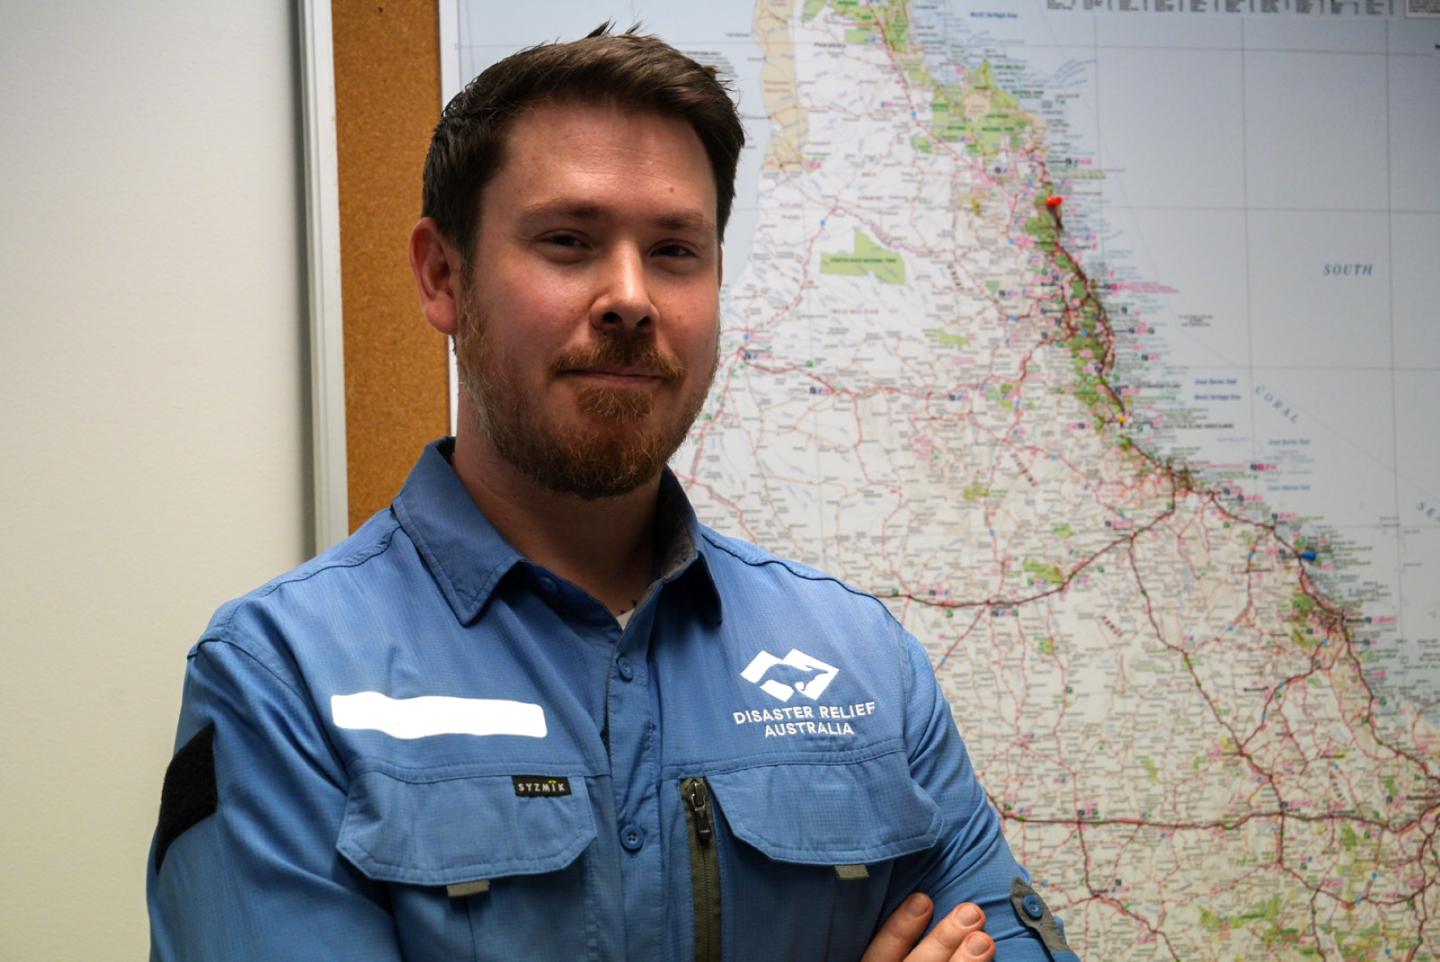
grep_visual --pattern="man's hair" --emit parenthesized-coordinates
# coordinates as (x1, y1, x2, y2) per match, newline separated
(422, 24, 746, 257)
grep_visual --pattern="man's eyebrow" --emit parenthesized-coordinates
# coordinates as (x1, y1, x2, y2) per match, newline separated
(653, 210, 716, 234)
(516, 200, 606, 223)
(516, 200, 715, 234)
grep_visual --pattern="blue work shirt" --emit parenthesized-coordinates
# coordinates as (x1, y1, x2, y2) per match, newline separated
(148, 438, 1080, 961)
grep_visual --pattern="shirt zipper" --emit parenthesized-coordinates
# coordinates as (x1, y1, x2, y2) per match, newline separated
(682, 776, 721, 962)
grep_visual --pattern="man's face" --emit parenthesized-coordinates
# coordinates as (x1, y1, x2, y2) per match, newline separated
(454, 100, 722, 499)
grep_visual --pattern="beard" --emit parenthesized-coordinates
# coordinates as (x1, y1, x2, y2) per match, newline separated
(455, 295, 715, 500)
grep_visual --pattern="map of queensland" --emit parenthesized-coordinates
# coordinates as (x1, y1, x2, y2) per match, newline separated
(453, 1, 1440, 957)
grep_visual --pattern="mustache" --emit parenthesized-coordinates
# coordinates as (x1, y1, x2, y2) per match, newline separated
(549, 332, 687, 381)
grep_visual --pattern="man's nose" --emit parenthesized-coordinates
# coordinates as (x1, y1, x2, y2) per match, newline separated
(591, 246, 654, 331)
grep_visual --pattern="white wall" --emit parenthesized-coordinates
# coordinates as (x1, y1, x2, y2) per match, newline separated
(0, 2, 308, 957)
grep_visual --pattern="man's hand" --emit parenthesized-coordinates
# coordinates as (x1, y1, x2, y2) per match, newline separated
(860, 894, 995, 962)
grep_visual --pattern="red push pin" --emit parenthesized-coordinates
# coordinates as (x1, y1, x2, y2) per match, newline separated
(1045, 194, 1064, 231)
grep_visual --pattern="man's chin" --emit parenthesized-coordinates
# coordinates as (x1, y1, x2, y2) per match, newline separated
(463, 382, 702, 500)
(573, 383, 657, 422)
(497, 419, 671, 500)
(524, 453, 663, 501)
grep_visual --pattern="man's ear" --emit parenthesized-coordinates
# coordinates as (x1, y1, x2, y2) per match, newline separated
(409, 217, 464, 336)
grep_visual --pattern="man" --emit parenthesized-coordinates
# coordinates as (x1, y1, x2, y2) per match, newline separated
(147, 27, 1079, 962)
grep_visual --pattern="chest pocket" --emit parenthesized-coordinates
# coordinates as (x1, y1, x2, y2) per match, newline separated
(701, 748, 943, 962)
(336, 768, 603, 962)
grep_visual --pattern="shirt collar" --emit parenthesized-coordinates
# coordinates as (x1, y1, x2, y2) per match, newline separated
(654, 468, 724, 626)
(393, 438, 722, 626)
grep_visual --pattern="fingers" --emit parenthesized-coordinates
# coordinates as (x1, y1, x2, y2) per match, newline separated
(859, 893, 935, 962)
(956, 931, 994, 962)
(859, 899, 995, 962)
(904, 902, 990, 962)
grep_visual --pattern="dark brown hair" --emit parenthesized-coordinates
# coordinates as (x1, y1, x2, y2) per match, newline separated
(422, 24, 746, 257)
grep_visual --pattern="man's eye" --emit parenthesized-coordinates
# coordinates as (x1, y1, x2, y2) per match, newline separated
(541, 233, 587, 250)
(654, 243, 698, 259)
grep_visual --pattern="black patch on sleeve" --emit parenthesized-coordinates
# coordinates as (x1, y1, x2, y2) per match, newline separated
(154, 722, 218, 873)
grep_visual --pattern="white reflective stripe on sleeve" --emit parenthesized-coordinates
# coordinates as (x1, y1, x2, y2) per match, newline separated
(330, 692, 548, 739)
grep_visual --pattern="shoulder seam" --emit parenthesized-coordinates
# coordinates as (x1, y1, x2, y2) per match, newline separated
(700, 529, 902, 625)
(253, 518, 400, 599)
(188, 636, 351, 787)
(208, 518, 400, 637)
(190, 635, 308, 705)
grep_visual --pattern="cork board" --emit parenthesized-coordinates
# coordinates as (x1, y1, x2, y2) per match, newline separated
(332, 0, 449, 532)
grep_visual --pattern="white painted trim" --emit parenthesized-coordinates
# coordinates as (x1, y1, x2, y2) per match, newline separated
(438, 0, 462, 436)
(438, 0, 462, 103)
(298, 0, 349, 549)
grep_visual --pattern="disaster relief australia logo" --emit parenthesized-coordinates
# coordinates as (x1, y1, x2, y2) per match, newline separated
(733, 649, 876, 738)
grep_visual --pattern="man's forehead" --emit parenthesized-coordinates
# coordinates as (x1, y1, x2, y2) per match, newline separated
(504, 102, 707, 169)
(482, 102, 719, 230)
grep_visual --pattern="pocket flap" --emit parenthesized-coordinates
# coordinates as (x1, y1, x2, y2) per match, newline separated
(707, 750, 941, 865)
(336, 770, 596, 886)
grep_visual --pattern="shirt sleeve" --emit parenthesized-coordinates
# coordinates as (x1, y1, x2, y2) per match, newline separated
(146, 636, 403, 962)
(885, 633, 1083, 961)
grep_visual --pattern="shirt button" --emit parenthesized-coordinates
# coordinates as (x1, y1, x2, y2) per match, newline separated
(616, 657, 635, 682)
(536, 575, 558, 596)
(620, 824, 644, 852)
(1022, 893, 1045, 920)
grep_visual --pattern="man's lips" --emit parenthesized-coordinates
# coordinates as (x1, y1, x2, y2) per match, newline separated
(561, 367, 668, 384)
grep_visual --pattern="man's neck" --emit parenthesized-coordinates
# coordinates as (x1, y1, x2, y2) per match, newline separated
(449, 430, 659, 616)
